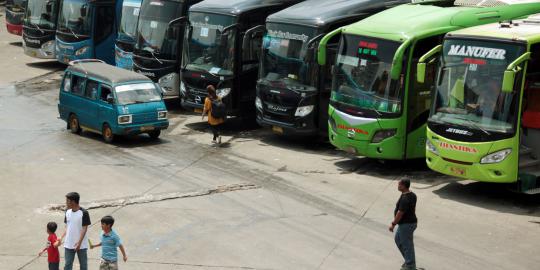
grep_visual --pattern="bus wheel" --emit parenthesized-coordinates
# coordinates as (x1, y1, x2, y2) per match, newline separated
(102, 124, 115, 143)
(148, 130, 161, 140)
(69, 114, 81, 134)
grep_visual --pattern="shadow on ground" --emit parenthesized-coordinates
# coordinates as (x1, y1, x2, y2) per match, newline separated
(26, 61, 65, 71)
(77, 130, 172, 148)
(9, 41, 22, 47)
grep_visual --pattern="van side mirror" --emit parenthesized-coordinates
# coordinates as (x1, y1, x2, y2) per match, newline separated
(107, 97, 115, 104)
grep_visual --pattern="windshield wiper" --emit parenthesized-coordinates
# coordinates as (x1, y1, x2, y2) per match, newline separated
(31, 22, 44, 33)
(67, 26, 79, 39)
(143, 47, 163, 64)
(454, 117, 491, 136)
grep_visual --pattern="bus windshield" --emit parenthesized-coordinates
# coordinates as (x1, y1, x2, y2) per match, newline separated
(25, 0, 58, 30)
(57, 0, 91, 37)
(431, 39, 525, 134)
(119, 0, 140, 39)
(115, 83, 162, 105)
(332, 34, 402, 115)
(137, 0, 183, 60)
(184, 12, 236, 76)
(261, 23, 317, 92)
(6, 0, 27, 25)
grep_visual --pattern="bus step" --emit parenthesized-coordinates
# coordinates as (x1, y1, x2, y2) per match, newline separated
(524, 187, 540, 195)
(519, 145, 533, 156)
(518, 157, 540, 169)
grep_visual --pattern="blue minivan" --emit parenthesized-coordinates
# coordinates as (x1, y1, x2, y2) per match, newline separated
(58, 60, 169, 143)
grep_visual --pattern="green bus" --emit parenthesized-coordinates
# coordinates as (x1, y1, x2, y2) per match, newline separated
(317, 0, 540, 160)
(421, 14, 540, 194)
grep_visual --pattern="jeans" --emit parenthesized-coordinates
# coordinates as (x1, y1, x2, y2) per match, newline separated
(49, 262, 60, 270)
(395, 223, 417, 267)
(64, 248, 87, 270)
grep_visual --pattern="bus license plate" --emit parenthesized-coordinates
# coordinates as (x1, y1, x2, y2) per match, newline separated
(450, 166, 465, 176)
(272, 126, 283, 134)
(140, 126, 155, 132)
(194, 108, 203, 113)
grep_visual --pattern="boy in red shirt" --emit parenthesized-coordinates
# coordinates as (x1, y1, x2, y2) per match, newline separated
(39, 222, 60, 270)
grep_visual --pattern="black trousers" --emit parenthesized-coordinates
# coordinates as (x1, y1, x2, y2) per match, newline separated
(210, 123, 222, 140)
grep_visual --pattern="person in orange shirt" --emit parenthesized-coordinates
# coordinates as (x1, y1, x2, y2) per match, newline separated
(202, 85, 225, 144)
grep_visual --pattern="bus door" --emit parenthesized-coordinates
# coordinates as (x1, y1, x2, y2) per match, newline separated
(93, 3, 116, 64)
(406, 36, 441, 159)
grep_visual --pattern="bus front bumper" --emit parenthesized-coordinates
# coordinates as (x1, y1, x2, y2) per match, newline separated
(257, 114, 318, 136)
(426, 151, 516, 183)
(329, 126, 404, 160)
(24, 45, 55, 59)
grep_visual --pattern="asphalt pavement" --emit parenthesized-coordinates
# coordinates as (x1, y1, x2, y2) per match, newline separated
(1, 8, 540, 270)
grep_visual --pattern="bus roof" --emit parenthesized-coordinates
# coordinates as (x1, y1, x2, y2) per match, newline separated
(340, 1, 540, 42)
(266, 0, 410, 29)
(447, 14, 540, 44)
(189, 0, 303, 16)
(67, 62, 152, 86)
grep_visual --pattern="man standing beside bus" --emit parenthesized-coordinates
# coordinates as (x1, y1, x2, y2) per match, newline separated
(389, 179, 418, 270)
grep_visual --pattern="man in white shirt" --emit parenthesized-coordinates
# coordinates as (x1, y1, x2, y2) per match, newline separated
(59, 192, 91, 270)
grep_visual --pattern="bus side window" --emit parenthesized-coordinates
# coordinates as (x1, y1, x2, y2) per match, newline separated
(63, 73, 71, 92)
(94, 5, 114, 44)
(84, 80, 99, 100)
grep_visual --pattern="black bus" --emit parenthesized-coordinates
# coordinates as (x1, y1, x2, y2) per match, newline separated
(132, 0, 202, 99)
(180, 0, 303, 119)
(255, 0, 410, 137)
(22, 0, 60, 59)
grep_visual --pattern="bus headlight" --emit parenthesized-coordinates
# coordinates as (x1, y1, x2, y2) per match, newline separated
(157, 111, 167, 120)
(180, 81, 187, 96)
(480, 149, 511, 164)
(295, 105, 314, 117)
(255, 97, 262, 111)
(75, 46, 89, 56)
(118, 114, 132, 125)
(217, 88, 231, 98)
(41, 40, 55, 53)
(426, 140, 439, 155)
(371, 129, 396, 143)
(158, 73, 178, 92)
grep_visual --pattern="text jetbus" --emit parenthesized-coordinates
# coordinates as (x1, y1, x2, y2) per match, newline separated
(317, 0, 540, 160)
(255, 0, 409, 137)
(5, 0, 27, 35)
(423, 15, 540, 194)
(22, 0, 60, 59)
(132, 0, 202, 99)
(115, 0, 141, 70)
(56, 0, 123, 65)
(180, 0, 303, 118)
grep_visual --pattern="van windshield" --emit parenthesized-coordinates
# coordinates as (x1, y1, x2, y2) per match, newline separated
(115, 83, 162, 105)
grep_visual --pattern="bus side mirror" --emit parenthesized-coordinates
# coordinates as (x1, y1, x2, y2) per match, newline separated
(46, 1, 53, 13)
(80, 6, 87, 17)
(417, 62, 426, 84)
(502, 70, 515, 93)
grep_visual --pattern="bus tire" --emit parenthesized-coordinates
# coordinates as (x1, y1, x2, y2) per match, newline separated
(102, 123, 114, 143)
(69, 114, 81, 134)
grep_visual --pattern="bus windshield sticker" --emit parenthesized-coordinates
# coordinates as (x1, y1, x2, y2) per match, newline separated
(337, 55, 359, 67)
(150, 1, 164, 6)
(200, 27, 209, 37)
(267, 30, 308, 43)
(447, 45, 506, 60)
(150, 21, 158, 29)
(133, 8, 140, 16)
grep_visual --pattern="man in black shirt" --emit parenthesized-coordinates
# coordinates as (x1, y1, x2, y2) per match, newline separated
(389, 179, 417, 270)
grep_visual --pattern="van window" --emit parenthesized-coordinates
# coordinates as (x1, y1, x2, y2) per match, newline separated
(100, 85, 112, 102)
(85, 80, 99, 100)
(71, 76, 86, 96)
(63, 73, 71, 92)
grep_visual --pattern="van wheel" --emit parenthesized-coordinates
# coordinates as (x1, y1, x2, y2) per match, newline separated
(148, 130, 161, 140)
(69, 114, 81, 134)
(102, 124, 114, 143)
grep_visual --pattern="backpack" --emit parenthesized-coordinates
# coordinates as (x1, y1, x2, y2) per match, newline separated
(211, 98, 227, 119)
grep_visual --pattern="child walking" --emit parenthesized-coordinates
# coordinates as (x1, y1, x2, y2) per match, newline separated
(39, 222, 60, 270)
(202, 85, 225, 144)
(90, 216, 127, 270)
